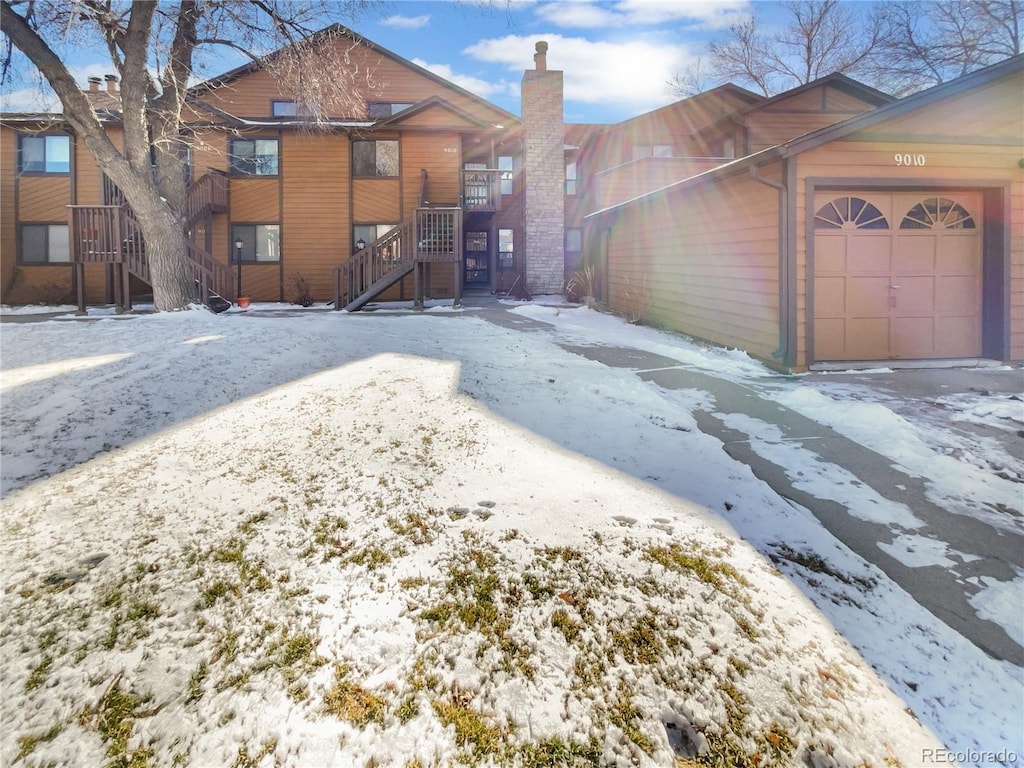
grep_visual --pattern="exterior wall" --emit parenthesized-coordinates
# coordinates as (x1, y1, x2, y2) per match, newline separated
(282, 131, 350, 302)
(744, 84, 884, 153)
(1, 125, 77, 304)
(593, 157, 726, 210)
(197, 39, 510, 126)
(522, 66, 565, 294)
(597, 171, 781, 360)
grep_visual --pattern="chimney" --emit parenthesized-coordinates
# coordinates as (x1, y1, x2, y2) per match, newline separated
(521, 41, 565, 296)
(534, 41, 548, 71)
(88, 76, 102, 92)
(105, 74, 119, 93)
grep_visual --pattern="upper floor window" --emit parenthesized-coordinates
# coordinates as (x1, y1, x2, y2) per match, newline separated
(565, 161, 577, 196)
(353, 140, 399, 177)
(229, 138, 279, 176)
(272, 100, 297, 117)
(632, 144, 672, 160)
(231, 224, 280, 262)
(19, 135, 71, 173)
(498, 155, 514, 195)
(367, 102, 415, 118)
(20, 224, 70, 263)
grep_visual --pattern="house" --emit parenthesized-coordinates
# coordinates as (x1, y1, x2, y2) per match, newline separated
(0, 28, 566, 310)
(582, 55, 1024, 371)
(563, 74, 893, 294)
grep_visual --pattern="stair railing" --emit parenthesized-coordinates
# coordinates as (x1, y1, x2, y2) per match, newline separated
(333, 218, 414, 309)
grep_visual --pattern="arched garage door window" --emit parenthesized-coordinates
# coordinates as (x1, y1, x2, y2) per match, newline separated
(814, 196, 888, 229)
(900, 197, 976, 229)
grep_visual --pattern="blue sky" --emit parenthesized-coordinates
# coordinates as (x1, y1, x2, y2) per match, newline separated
(3, 0, 774, 125)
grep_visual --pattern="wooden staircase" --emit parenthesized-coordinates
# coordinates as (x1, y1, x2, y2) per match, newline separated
(333, 206, 463, 311)
(68, 170, 233, 312)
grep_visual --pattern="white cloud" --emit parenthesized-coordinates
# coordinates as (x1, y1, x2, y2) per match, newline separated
(464, 34, 697, 115)
(410, 58, 518, 102)
(535, 0, 749, 30)
(381, 14, 431, 30)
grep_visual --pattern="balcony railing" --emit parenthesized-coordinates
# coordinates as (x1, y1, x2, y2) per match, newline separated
(462, 169, 501, 212)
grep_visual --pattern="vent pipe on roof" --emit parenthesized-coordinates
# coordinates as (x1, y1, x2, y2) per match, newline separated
(534, 41, 548, 71)
(105, 74, 119, 93)
(88, 77, 102, 92)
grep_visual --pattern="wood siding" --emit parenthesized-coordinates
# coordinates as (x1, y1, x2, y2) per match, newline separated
(746, 112, 870, 153)
(196, 39, 511, 125)
(594, 158, 725, 210)
(602, 172, 780, 359)
(743, 83, 883, 153)
(230, 178, 280, 222)
(352, 179, 401, 222)
(282, 132, 350, 302)
(402, 132, 461, 210)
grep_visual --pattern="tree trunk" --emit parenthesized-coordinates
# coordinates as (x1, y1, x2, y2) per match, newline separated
(131, 196, 199, 310)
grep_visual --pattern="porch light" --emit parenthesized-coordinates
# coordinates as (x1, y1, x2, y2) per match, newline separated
(356, 238, 366, 251)
(234, 238, 243, 301)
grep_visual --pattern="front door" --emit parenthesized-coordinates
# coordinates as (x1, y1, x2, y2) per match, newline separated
(465, 230, 490, 287)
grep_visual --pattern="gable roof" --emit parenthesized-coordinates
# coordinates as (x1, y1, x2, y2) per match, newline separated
(587, 54, 1024, 220)
(190, 23, 520, 127)
(372, 96, 506, 131)
(737, 72, 893, 116)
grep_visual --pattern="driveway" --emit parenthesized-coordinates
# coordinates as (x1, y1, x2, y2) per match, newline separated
(550, 340, 1023, 666)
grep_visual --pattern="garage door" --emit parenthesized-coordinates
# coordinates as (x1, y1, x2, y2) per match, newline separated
(812, 191, 982, 362)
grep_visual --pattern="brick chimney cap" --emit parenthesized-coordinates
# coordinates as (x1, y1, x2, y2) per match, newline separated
(104, 74, 119, 82)
(88, 76, 102, 83)
(535, 41, 548, 53)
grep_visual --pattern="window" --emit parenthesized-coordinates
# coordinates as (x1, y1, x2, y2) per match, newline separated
(367, 102, 415, 118)
(498, 228, 514, 269)
(19, 135, 70, 173)
(272, 100, 297, 117)
(353, 223, 398, 251)
(498, 155, 514, 195)
(814, 197, 888, 230)
(20, 224, 70, 263)
(901, 198, 976, 229)
(353, 140, 399, 177)
(229, 139, 279, 176)
(632, 144, 672, 160)
(565, 228, 582, 254)
(565, 161, 577, 196)
(231, 224, 280, 262)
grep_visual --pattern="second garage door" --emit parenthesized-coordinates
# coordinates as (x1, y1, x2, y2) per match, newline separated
(812, 191, 982, 362)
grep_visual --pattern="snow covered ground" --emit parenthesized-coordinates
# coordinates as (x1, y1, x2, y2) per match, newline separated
(1, 300, 1020, 767)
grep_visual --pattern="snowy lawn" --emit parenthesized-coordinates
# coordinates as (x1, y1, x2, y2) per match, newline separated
(0, 302, 1019, 767)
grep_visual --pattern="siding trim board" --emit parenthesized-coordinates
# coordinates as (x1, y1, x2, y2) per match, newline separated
(803, 177, 1010, 365)
(843, 133, 1024, 147)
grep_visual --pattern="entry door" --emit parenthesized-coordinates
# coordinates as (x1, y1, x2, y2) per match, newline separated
(812, 191, 982, 361)
(465, 230, 490, 286)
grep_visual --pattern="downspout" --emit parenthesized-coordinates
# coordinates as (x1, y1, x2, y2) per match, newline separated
(749, 161, 795, 370)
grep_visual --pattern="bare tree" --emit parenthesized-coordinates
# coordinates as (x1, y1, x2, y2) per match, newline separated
(1, 1, 378, 311)
(869, 1, 1022, 95)
(672, 1, 1022, 100)
(673, 1, 886, 97)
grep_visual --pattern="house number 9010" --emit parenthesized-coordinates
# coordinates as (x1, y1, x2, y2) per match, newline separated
(894, 153, 926, 166)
